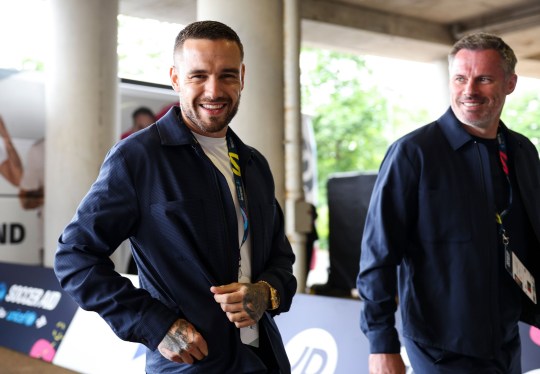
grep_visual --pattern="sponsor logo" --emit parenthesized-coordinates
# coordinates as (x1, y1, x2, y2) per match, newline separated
(5, 309, 37, 326)
(286, 328, 338, 374)
(4, 284, 61, 311)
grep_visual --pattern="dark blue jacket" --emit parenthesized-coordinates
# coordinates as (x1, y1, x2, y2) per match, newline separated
(55, 107, 296, 373)
(358, 108, 540, 359)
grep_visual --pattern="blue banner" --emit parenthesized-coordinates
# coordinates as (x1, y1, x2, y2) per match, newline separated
(0, 262, 79, 362)
(275, 293, 540, 373)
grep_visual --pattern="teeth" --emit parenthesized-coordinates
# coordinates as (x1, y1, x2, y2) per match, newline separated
(202, 104, 224, 109)
(463, 102, 480, 107)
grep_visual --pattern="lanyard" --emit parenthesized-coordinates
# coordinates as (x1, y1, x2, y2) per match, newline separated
(226, 133, 249, 248)
(494, 127, 513, 249)
(493, 129, 537, 304)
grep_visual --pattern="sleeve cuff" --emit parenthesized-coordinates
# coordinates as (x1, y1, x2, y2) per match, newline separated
(366, 328, 401, 354)
(135, 302, 180, 350)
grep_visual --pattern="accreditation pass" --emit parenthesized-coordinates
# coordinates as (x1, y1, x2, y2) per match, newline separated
(507, 250, 537, 304)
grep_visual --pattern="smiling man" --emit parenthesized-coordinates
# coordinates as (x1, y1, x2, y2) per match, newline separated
(55, 21, 296, 374)
(357, 32, 540, 373)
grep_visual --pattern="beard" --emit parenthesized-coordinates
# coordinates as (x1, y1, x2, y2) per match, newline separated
(180, 95, 241, 136)
(451, 97, 501, 132)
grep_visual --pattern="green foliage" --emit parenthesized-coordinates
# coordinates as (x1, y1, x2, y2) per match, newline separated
(301, 48, 391, 249)
(503, 91, 540, 152)
(302, 48, 389, 193)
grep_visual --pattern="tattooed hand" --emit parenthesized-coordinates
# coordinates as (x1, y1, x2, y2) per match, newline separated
(157, 319, 208, 364)
(210, 282, 269, 328)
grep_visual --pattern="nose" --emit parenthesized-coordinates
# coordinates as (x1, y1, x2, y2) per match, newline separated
(463, 79, 477, 96)
(204, 76, 222, 99)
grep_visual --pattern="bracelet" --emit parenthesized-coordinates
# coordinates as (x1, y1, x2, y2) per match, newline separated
(258, 280, 280, 310)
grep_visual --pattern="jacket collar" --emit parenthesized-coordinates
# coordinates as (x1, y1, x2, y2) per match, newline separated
(436, 107, 473, 151)
(437, 107, 510, 151)
(155, 106, 194, 146)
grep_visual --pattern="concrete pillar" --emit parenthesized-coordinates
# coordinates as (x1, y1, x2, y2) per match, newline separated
(44, 0, 119, 267)
(432, 57, 451, 116)
(284, 0, 308, 293)
(197, 0, 285, 206)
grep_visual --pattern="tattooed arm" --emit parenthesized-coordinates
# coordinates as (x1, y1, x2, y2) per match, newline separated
(157, 319, 208, 364)
(210, 282, 270, 328)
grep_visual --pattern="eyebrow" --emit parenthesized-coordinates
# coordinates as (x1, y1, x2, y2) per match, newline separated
(453, 73, 494, 78)
(187, 68, 240, 75)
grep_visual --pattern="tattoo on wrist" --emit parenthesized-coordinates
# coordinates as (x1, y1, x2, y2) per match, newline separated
(164, 320, 193, 353)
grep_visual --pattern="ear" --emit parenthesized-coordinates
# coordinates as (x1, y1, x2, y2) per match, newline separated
(240, 63, 246, 91)
(170, 65, 181, 92)
(506, 73, 517, 95)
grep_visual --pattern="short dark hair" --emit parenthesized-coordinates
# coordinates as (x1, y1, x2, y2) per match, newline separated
(449, 32, 517, 76)
(173, 20, 244, 62)
(132, 106, 155, 120)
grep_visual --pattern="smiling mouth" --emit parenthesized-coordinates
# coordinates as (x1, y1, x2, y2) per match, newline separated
(201, 103, 226, 110)
(462, 102, 482, 107)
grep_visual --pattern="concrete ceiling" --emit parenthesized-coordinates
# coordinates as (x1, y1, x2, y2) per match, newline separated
(119, 0, 540, 78)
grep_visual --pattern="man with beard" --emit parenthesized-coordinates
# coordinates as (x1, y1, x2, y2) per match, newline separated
(55, 21, 296, 374)
(357, 32, 540, 374)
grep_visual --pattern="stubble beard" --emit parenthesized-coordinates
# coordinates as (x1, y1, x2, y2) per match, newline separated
(181, 96, 241, 136)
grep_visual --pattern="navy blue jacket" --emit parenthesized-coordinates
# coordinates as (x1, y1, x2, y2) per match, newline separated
(55, 107, 297, 373)
(358, 108, 540, 359)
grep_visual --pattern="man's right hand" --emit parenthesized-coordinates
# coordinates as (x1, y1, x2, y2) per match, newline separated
(369, 353, 406, 374)
(157, 318, 208, 364)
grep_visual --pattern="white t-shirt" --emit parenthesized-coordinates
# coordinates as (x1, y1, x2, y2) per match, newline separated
(192, 132, 259, 346)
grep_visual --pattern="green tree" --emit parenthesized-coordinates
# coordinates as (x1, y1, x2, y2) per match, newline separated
(302, 49, 391, 194)
(503, 90, 540, 152)
(301, 48, 434, 250)
(301, 48, 391, 249)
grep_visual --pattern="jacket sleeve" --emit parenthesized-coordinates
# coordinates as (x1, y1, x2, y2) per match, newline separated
(54, 145, 178, 350)
(248, 149, 297, 315)
(513, 131, 540, 328)
(357, 141, 418, 353)
(258, 199, 297, 316)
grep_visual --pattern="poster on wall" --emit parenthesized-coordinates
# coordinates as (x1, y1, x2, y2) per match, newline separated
(0, 70, 45, 265)
(0, 138, 43, 265)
